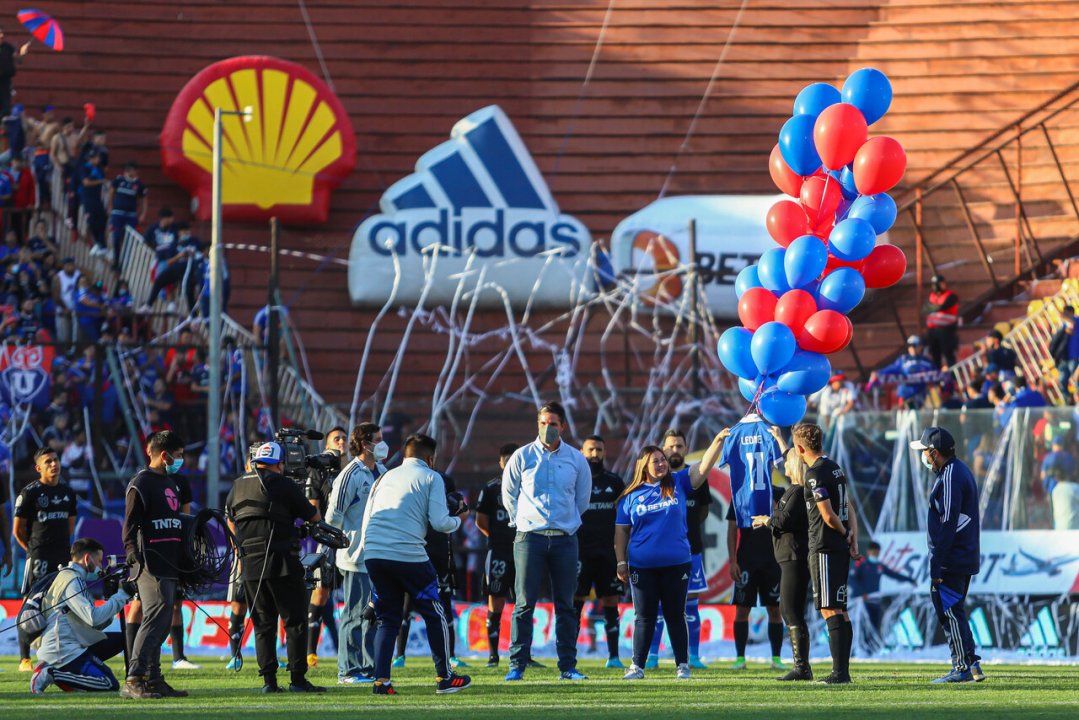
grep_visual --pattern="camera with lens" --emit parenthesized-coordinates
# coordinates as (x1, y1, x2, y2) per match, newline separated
(248, 427, 340, 484)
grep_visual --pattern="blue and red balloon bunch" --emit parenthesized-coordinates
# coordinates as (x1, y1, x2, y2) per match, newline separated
(718, 68, 909, 426)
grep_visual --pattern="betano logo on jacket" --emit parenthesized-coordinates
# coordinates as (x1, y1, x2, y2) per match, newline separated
(348, 106, 592, 308)
(161, 56, 356, 225)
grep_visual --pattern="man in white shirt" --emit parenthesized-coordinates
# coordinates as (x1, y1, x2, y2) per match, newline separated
(815, 373, 859, 429)
(360, 433, 471, 696)
(501, 401, 592, 682)
(326, 422, 386, 685)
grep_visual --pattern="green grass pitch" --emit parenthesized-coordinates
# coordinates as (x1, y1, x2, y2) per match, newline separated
(1, 656, 1077, 718)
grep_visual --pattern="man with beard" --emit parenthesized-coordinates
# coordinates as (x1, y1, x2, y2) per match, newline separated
(646, 429, 726, 669)
(575, 435, 626, 668)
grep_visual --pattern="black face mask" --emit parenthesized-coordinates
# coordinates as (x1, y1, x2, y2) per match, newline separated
(587, 459, 604, 474)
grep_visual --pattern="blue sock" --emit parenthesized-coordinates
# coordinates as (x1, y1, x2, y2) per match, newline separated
(686, 598, 701, 656)
(651, 604, 665, 654)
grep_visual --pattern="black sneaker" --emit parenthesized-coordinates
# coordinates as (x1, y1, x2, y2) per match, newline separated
(818, 671, 852, 685)
(261, 684, 283, 694)
(777, 665, 814, 681)
(486, 657, 499, 668)
(436, 674, 473, 694)
(526, 659, 546, 669)
(373, 681, 397, 695)
(288, 680, 327, 693)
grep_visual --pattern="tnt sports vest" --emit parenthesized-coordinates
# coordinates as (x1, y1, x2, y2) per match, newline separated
(128, 470, 183, 580)
(927, 290, 959, 328)
(229, 471, 296, 554)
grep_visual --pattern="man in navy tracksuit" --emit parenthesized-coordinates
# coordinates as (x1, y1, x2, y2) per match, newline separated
(910, 426, 985, 684)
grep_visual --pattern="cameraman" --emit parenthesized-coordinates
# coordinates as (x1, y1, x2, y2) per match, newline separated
(225, 442, 325, 694)
(30, 538, 135, 694)
(304, 425, 347, 668)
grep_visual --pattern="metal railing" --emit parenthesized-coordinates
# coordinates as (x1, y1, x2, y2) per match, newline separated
(853, 80, 1079, 370)
(950, 279, 1079, 404)
(52, 222, 346, 435)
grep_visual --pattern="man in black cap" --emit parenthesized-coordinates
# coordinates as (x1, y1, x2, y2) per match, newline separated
(910, 426, 984, 684)
(924, 275, 959, 370)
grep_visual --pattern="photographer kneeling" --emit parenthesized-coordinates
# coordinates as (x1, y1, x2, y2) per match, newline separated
(30, 538, 135, 694)
(225, 441, 325, 694)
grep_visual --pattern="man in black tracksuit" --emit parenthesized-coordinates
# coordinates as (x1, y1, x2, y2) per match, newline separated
(121, 431, 188, 700)
(225, 442, 324, 694)
(910, 426, 984, 684)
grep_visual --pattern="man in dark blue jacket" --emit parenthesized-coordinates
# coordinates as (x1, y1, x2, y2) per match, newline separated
(910, 426, 984, 684)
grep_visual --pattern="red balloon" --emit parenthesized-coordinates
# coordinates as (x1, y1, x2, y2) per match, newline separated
(775, 289, 817, 333)
(824, 253, 866, 275)
(853, 136, 907, 195)
(813, 103, 868, 171)
(800, 310, 853, 354)
(769, 144, 804, 197)
(860, 244, 907, 288)
(738, 287, 778, 331)
(766, 200, 809, 248)
(800, 175, 842, 228)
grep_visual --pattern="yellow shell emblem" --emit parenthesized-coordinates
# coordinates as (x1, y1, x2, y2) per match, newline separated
(162, 56, 356, 224)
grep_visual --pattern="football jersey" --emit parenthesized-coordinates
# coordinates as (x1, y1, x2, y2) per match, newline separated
(14, 480, 77, 557)
(476, 478, 516, 551)
(804, 456, 850, 554)
(720, 414, 781, 528)
(616, 472, 693, 569)
(579, 467, 625, 553)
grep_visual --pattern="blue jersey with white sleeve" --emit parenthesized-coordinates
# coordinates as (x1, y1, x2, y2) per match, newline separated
(720, 414, 781, 528)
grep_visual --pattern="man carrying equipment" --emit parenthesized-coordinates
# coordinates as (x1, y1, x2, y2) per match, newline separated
(14, 447, 77, 672)
(911, 426, 985, 684)
(475, 443, 519, 668)
(30, 538, 135, 694)
(575, 435, 626, 669)
(225, 442, 325, 694)
(121, 431, 189, 699)
(305, 425, 348, 668)
(792, 422, 859, 685)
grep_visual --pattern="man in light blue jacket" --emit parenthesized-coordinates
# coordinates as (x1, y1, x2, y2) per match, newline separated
(30, 538, 134, 695)
(326, 422, 386, 685)
(361, 433, 471, 696)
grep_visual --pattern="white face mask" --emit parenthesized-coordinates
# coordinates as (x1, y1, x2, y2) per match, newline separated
(921, 451, 935, 471)
(372, 441, 389, 462)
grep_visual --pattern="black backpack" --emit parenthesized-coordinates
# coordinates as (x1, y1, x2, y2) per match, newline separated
(14, 568, 71, 643)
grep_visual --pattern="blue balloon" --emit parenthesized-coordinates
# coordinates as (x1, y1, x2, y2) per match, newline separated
(735, 265, 762, 298)
(750, 321, 796, 376)
(776, 350, 832, 395)
(828, 218, 876, 262)
(784, 235, 828, 289)
(818, 267, 866, 314)
(793, 82, 841, 119)
(758, 389, 808, 427)
(718, 327, 757, 380)
(778, 114, 822, 176)
(842, 68, 892, 125)
(737, 374, 776, 403)
(838, 166, 859, 200)
(757, 248, 790, 295)
(848, 193, 897, 234)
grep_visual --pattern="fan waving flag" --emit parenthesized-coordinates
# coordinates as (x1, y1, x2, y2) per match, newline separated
(17, 8, 64, 51)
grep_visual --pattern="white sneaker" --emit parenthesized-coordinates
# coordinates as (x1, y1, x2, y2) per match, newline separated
(30, 662, 54, 694)
(623, 664, 645, 680)
(172, 658, 201, 670)
(676, 663, 691, 680)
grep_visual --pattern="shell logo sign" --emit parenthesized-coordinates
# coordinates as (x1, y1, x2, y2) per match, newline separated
(161, 56, 356, 224)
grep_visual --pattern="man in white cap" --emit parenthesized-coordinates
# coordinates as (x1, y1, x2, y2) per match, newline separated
(910, 426, 985, 684)
(225, 442, 324, 694)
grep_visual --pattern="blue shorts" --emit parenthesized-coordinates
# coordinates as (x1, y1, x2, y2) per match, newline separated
(688, 553, 707, 595)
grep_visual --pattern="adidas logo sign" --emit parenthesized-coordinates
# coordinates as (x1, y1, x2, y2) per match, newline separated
(681, 573, 690, 580)
(349, 105, 592, 308)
